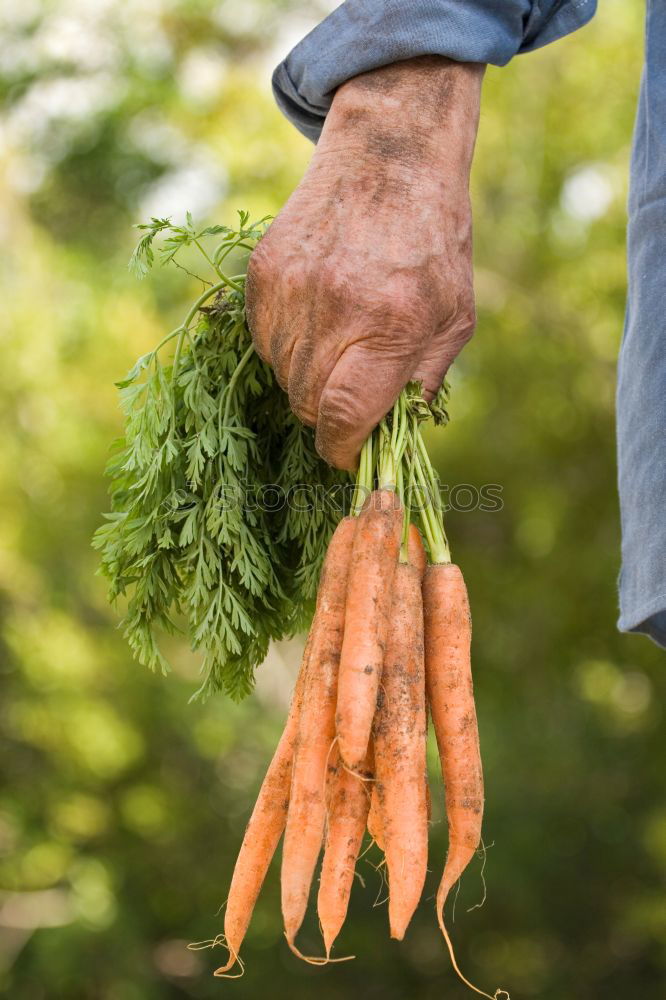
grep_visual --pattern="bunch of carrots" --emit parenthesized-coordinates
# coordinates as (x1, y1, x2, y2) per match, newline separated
(195, 385, 509, 999)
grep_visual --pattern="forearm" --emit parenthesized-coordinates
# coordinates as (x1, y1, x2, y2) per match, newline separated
(293, 57, 483, 295)
(322, 57, 484, 179)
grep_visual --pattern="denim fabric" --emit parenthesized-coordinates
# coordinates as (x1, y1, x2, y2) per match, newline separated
(272, 0, 597, 142)
(617, 0, 666, 648)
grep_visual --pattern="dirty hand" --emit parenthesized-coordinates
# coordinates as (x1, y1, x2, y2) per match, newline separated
(246, 56, 485, 470)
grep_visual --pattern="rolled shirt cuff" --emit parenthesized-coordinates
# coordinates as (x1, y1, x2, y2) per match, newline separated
(272, 0, 597, 141)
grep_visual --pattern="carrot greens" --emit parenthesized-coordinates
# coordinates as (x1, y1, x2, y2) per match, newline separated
(94, 213, 349, 700)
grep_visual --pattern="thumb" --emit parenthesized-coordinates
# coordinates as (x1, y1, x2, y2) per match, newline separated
(315, 342, 419, 470)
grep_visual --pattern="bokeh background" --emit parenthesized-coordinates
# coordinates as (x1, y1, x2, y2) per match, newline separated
(1, 1, 663, 998)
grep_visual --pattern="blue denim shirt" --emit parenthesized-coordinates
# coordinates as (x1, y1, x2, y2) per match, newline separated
(273, 0, 666, 649)
(617, 0, 666, 648)
(273, 0, 597, 142)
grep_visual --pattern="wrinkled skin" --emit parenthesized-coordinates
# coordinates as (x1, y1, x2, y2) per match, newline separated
(246, 56, 485, 469)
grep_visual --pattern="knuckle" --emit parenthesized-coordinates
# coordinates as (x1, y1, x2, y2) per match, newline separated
(287, 350, 321, 428)
(270, 334, 291, 389)
(244, 253, 271, 346)
(356, 295, 431, 351)
(366, 270, 439, 346)
(457, 304, 477, 340)
(247, 316, 270, 365)
(289, 395, 317, 428)
(456, 293, 477, 340)
(245, 242, 271, 293)
(438, 290, 476, 342)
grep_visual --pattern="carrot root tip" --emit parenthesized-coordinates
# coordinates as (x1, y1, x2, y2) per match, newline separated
(436, 906, 509, 1000)
(213, 961, 245, 980)
(389, 919, 407, 942)
(187, 934, 245, 979)
(285, 933, 354, 966)
(322, 929, 336, 957)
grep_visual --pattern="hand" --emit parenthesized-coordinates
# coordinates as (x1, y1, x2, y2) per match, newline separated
(246, 56, 485, 470)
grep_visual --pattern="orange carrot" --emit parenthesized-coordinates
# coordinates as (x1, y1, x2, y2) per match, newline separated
(369, 767, 428, 853)
(317, 744, 372, 957)
(214, 651, 308, 976)
(424, 563, 482, 914)
(406, 521, 428, 576)
(367, 782, 384, 852)
(424, 563, 505, 1000)
(281, 516, 356, 953)
(336, 490, 402, 771)
(373, 524, 428, 940)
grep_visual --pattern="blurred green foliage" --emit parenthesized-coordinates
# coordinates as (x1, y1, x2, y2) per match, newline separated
(1, 1, 664, 998)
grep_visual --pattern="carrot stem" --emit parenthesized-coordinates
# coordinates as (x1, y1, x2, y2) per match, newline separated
(377, 420, 396, 491)
(399, 414, 418, 562)
(352, 436, 374, 516)
(359, 385, 451, 563)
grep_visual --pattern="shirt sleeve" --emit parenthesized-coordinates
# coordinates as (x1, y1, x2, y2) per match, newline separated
(273, 0, 597, 142)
